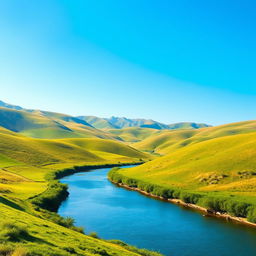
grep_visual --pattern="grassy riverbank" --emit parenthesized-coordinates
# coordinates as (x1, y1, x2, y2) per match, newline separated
(0, 126, 162, 255)
(0, 161, 162, 256)
(108, 129, 256, 224)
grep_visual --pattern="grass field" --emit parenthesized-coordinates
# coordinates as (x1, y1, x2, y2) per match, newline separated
(0, 202, 161, 256)
(0, 108, 121, 140)
(0, 107, 255, 255)
(0, 129, 151, 202)
(0, 124, 158, 255)
(106, 127, 164, 143)
(133, 120, 256, 154)
(110, 123, 256, 222)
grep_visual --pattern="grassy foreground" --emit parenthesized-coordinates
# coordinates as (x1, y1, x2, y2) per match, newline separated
(109, 127, 256, 223)
(0, 127, 161, 256)
(0, 201, 161, 256)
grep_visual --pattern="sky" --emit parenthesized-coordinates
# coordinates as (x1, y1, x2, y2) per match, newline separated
(0, 0, 255, 125)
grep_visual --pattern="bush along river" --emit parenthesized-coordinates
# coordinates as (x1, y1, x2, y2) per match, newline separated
(58, 165, 256, 256)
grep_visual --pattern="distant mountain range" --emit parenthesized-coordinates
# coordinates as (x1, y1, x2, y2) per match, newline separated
(0, 100, 211, 139)
(0, 100, 116, 139)
(0, 100, 23, 111)
(77, 116, 211, 130)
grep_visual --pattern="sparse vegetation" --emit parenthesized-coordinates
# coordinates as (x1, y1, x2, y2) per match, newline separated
(0, 222, 30, 242)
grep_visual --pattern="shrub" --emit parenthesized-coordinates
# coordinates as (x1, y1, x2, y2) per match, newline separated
(0, 244, 13, 256)
(0, 223, 30, 242)
(71, 226, 85, 234)
(30, 181, 68, 212)
(225, 201, 250, 217)
(89, 232, 99, 238)
(108, 167, 256, 223)
(247, 206, 256, 223)
(61, 217, 74, 228)
(63, 247, 76, 254)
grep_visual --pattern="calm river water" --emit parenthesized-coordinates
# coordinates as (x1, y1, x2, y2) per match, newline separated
(59, 166, 256, 256)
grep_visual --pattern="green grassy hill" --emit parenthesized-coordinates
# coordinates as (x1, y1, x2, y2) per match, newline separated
(134, 120, 256, 154)
(0, 202, 160, 256)
(106, 127, 164, 143)
(110, 126, 256, 223)
(77, 116, 118, 129)
(1, 99, 255, 253)
(0, 125, 158, 255)
(0, 108, 120, 140)
(59, 138, 149, 160)
(0, 128, 150, 167)
(0, 127, 150, 201)
(119, 132, 256, 192)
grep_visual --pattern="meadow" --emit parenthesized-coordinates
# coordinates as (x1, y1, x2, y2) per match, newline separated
(0, 121, 159, 255)
(0, 104, 255, 255)
(109, 121, 256, 223)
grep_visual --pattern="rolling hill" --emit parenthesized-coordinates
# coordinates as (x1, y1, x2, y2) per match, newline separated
(77, 115, 118, 129)
(0, 128, 150, 168)
(109, 122, 256, 223)
(105, 127, 164, 143)
(0, 125, 156, 255)
(0, 101, 211, 143)
(118, 132, 256, 192)
(0, 125, 151, 202)
(0, 107, 120, 140)
(133, 120, 256, 154)
(1, 99, 255, 253)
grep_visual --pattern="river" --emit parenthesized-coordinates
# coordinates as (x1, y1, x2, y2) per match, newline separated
(58, 165, 256, 256)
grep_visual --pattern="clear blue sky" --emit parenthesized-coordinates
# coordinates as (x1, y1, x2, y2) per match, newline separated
(0, 0, 255, 125)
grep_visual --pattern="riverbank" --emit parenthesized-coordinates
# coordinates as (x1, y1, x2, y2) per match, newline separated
(108, 168, 256, 229)
(30, 161, 143, 212)
(25, 161, 163, 256)
(59, 164, 256, 256)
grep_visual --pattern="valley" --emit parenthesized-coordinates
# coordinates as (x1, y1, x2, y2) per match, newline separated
(0, 100, 255, 255)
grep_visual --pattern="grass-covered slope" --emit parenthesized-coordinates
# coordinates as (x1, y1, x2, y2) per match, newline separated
(0, 202, 161, 256)
(0, 124, 150, 200)
(0, 129, 150, 208)
(106, 127, 164, 143)
(119, 132, 256, 191)
(105, 123, 212, 145)
(59, 138, 149, 160)
(110, 129, 256, 223)
(77, 116, 118, 129)
(134, 120, 256, 154)
(0, 127, 158, 255)
(0, 107, 120, 139)
(0, 129, 150, 168)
